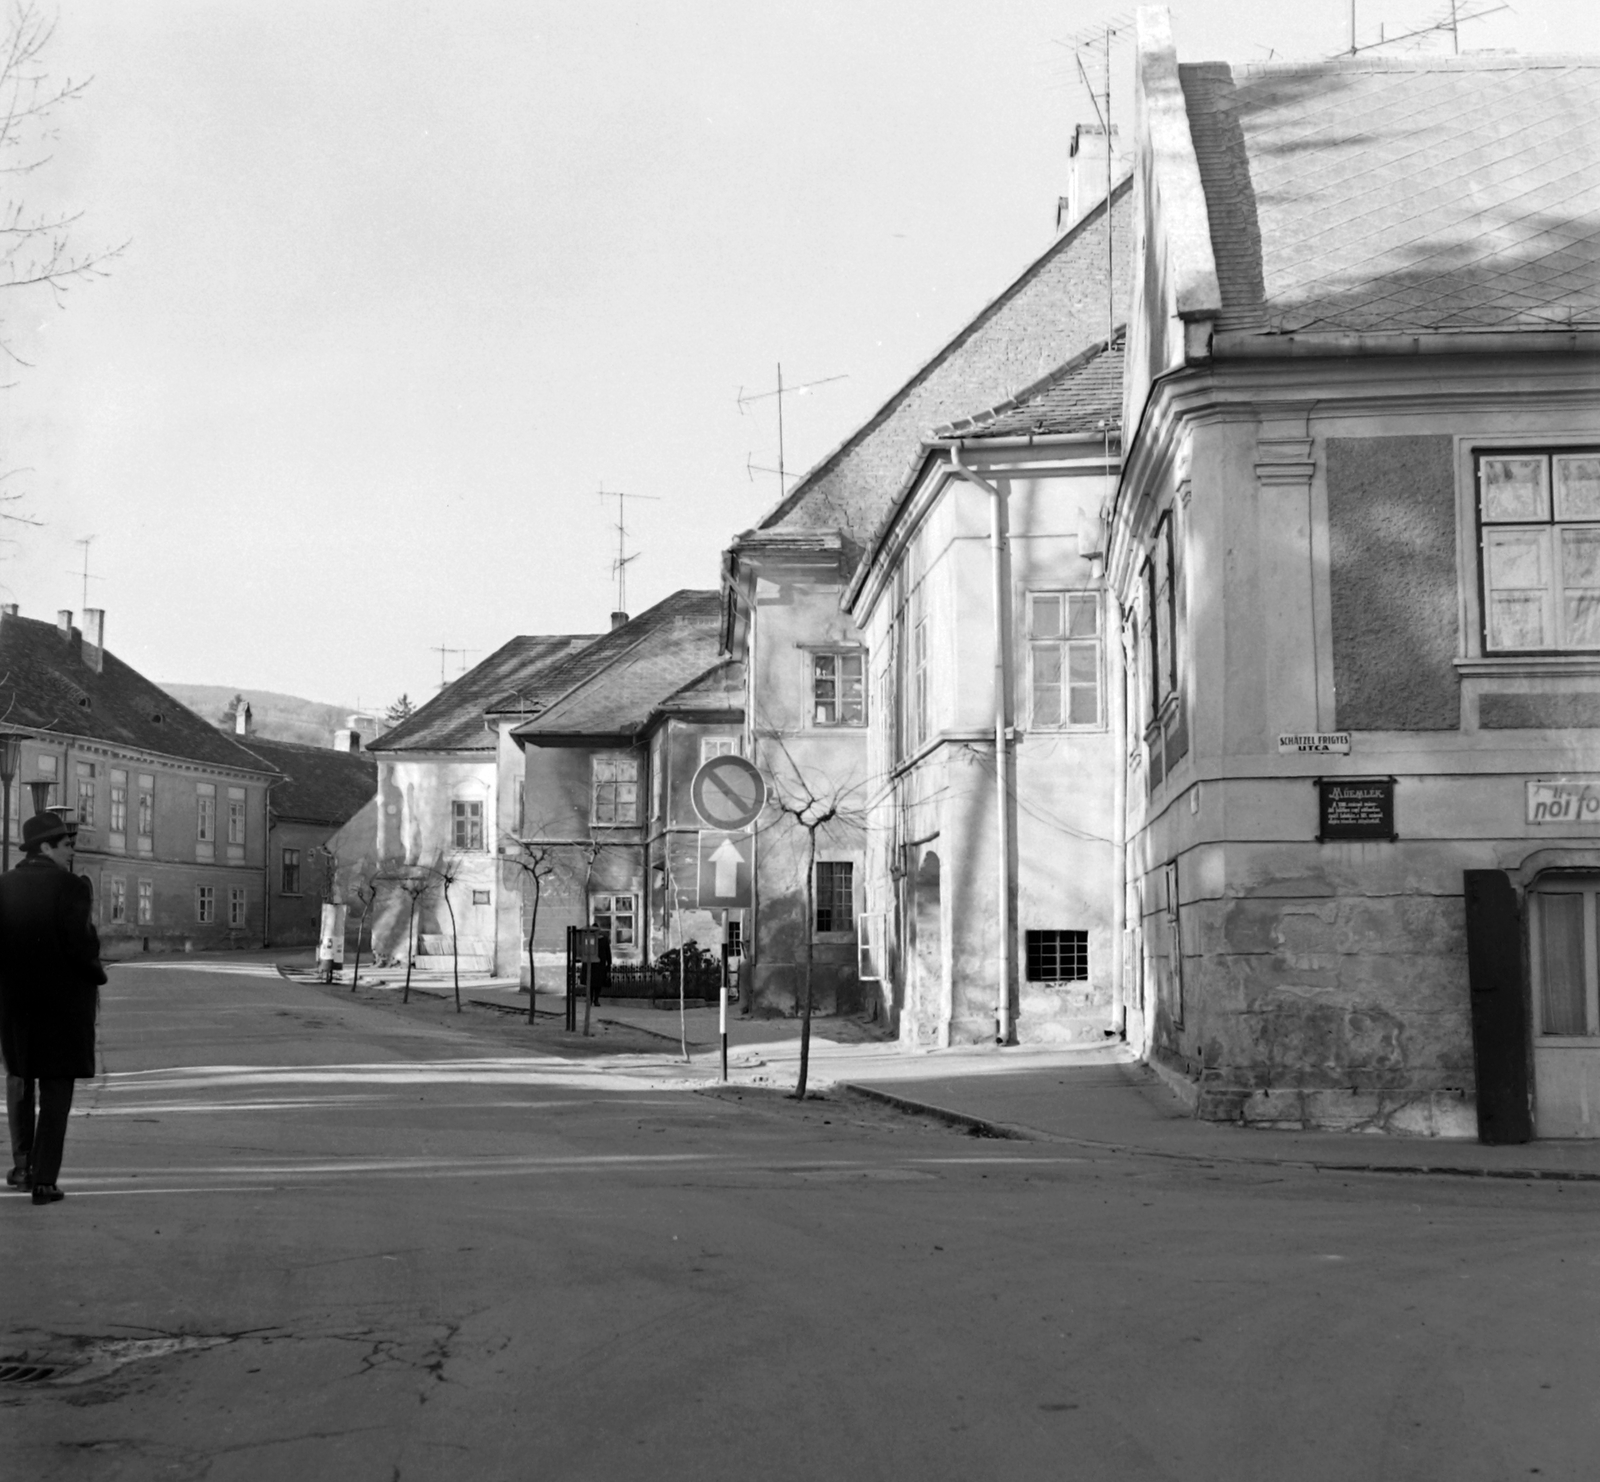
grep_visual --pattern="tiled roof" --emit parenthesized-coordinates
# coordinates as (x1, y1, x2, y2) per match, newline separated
(1179, 54, 1600, 335)
(512, 591, 726, 740)
(651, 659, 745, 719)
(0, 613, 275, 775)
(242, 737, 377, 827)
(370, 634, 597, 753)
(934, 337, 1124, 440)
(752, 182, 1132, 552)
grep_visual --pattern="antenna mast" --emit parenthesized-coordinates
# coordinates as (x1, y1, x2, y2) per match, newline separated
(737, 367, 848, 498)
(70, 535, 100, 614)
(597, 486, 660, 616)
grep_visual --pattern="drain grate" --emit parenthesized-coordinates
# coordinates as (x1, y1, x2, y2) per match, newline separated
(0, 1362, 60, 1384)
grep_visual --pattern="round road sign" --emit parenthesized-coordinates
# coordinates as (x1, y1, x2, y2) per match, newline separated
(690, 754, 767, 831)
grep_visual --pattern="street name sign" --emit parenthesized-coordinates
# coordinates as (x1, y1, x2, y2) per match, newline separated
(697, 831, 753, 908)
(1279, 732, 1351, 755)
(690, 754, 766, 830)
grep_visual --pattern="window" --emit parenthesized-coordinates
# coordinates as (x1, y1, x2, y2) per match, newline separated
(591, 893, 636, 949)
(196, 885, 215, 924)
(196, 784, 216, 842)
(1530, 878, 1600, 1037)
(109, 877, 127, 924)
(137, 879, 153, 925)
(858, 911, 884, 980)
(1029, 592, 1103, 728)
(1025, 929, 1089, 982)
(471, 888, 491, 905)
(592, 756, 639, 826)
(725, 918, 743, 956)
(1147, 515, 1178, 710)
(811, 651, 866, 727)
(109, 770, 128, 832)
(814, 861, 854, 933)
(37, 754, 58, 808)
(700, 735, 739, 763)
(913, 618, 930, 746)
(281, 848, 301, 895)
(651, 735, 665, 821)
(227, 787, 246, 845)
(228, 887, 247, 928)
(137, 776, 154, 837)
(1478, 449, 1600, 652)
(452, 799, 484, 850)
(76, 761, 96, 828)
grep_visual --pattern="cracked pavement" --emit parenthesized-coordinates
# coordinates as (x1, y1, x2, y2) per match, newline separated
(4, 956, 1599, 1480)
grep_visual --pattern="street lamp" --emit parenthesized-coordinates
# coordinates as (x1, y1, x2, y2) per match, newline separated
(0, 732, 23, 871)
(27, 779, 53, 818)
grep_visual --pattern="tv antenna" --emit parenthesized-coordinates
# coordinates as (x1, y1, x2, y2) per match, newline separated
(69, 535, 101, 614)
(1339, 1, 1508, 56)
(431, 643, 472, 690)
(597, 486, 660, 616)
(736, 364, 847, 498)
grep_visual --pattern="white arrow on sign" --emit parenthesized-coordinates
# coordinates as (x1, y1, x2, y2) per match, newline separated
(711, 837, 742, 898)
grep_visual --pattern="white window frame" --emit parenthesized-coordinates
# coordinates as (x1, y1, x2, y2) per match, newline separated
(591, 892, 637, 951)
(109, 770, 128, 833)
(591, 755, 639, 827)
(812, 858, 856, 939)
(196, 885, 215, 924)
(809, 649, 867, 729)
(226, 787, 247, 845)
(196, 784, 216, 843)
(700, 735, 739, 764)
(76, 761, 96, 828)
(1456, 436, 1600, 674)
(228, 886, 247, 928)
(1529, 876, 1600, 1041)
(451, 799, 484, 851)
(1027, 591, 1105, 730)
(137, 777, 155, 838)
(137, 878, 153, 926)
(108, 877, 127, 924)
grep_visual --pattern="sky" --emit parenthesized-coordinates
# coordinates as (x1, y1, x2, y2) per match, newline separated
(2, 0, 1596, 713)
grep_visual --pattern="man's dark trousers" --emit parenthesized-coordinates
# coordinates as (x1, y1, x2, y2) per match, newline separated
(7, 1073, 73, 1185)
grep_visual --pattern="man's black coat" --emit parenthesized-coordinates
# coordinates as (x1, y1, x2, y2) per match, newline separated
(0, 855, 104, 1080)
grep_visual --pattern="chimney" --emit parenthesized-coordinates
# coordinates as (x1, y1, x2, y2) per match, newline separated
(0, 604, 16, 619)
(1058, 124, 1125, 234)
(57, 609, 73, 641)
(235, 702, 253, 736)
(333, 728, 361, 753)
(82, 608, 105, 673)
(610, 611, 629, 630)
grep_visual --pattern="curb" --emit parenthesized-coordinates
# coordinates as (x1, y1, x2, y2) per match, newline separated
(840, 1083, 1600, 1183)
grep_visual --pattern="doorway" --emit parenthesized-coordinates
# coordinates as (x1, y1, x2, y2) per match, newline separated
(908, 850, 943, 1044)
(1528, 874, 1600, 1137)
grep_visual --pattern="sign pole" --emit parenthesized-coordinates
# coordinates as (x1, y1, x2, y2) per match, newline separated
(719, 956, 729, 1082)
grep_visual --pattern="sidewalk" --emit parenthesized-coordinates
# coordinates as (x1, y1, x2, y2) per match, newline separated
(278, 962, 1600, 1180)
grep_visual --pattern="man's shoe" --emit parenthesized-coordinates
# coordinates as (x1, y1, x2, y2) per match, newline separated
(6, 1164, 30, 1190)
(30, 1184, 63, 1205)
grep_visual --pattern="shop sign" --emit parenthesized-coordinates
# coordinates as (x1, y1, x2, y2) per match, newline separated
(1317, 778, 1395, 842)
(1526, 779, 1600, 825)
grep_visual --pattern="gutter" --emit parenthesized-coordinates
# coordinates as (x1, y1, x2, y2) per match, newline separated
(948, 445, 1015, 1046)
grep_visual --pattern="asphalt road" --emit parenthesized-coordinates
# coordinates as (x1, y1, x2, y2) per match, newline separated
(5, 959, 1599, 1481)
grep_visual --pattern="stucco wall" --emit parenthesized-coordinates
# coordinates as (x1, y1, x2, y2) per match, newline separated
(1327, 435, 1459, 731)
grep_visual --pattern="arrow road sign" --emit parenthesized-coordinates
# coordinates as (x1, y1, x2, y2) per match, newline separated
(697, 831, 752, 908)
(690, 754, 767, 831)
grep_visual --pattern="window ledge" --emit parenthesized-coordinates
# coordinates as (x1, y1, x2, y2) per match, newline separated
(1457, 655, 1600, 679)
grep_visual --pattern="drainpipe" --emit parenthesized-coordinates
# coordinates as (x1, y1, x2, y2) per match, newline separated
(949, 445, 1014, 1045)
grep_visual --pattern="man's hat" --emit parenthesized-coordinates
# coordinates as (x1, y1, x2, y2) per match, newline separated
(21, 811, 75, 852)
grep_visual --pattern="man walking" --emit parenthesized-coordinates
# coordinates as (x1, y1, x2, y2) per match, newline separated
(0, 812, 105, 1205)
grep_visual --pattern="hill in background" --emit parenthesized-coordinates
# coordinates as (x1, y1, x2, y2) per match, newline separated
(158, 684, 389, 749)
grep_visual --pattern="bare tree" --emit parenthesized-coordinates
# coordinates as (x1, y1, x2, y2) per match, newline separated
(500, 836, 560, 1025)
(761, 743, 866, 1100)
(0, 4, 125, 370)
(388, 866, 434, 1005)
(346, 869, 379, 993)
(435, 852, 463, 1013)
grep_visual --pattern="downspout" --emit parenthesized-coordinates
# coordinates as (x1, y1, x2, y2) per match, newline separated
(949, 445, 1015, 1045)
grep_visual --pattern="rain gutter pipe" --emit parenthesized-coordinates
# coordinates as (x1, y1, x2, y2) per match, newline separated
(948, 444, 1014, 1045)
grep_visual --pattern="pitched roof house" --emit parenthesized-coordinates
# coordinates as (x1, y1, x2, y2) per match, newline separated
(0, 606, 279, 952)
(721, 157, 1134, 1023)
(1111, 9, 1600, 1136)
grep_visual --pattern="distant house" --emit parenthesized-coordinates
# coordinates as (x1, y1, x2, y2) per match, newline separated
(507, 591, 741, 979)
(1112, 12, 1600, 1135)
(723, 152, 1131, 1025)
(365, 632, 596, 973)
(237, 732, 378, 947)
(0, 606, 278, 953)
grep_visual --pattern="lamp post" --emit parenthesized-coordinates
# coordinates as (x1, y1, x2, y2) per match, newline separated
(0, 732, 23, 872)
(28, 779, 53, 818)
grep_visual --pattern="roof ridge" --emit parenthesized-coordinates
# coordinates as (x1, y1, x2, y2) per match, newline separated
(933, 332, 1124, 437)
(753, 176, 1134, 532)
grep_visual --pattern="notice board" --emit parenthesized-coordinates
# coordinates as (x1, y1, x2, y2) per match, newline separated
(1317, 778, 1396, 842)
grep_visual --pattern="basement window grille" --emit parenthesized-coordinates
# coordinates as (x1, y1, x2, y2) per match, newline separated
(1025, 929, 1089, 982)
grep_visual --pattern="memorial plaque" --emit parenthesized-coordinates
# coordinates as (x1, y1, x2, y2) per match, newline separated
(1317, 778, 1395, 842)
